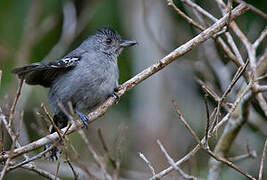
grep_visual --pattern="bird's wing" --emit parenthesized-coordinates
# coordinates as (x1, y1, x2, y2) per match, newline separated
(12, 57, 81, 87)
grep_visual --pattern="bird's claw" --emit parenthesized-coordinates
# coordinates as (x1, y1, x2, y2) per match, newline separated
(112, 91, 120, 104)
(44, 144, 61, 161)
(75, 109, 89, 128)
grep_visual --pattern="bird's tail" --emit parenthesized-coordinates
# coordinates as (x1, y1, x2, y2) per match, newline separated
(11, 63, 54, 87)
(12, 63, 39, 77)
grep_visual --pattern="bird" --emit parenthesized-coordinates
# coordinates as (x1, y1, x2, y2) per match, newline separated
(12, 27, 137, 159)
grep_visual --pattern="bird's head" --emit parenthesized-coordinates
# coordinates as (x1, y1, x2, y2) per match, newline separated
(92, 27, 137, 56)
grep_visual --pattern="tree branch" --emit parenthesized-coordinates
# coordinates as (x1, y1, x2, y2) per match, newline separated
(0, 4, 248, 162)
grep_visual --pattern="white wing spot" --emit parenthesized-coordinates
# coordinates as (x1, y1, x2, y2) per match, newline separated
(60, 57, 80, 66)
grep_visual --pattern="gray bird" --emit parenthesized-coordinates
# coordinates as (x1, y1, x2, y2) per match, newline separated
(12, 27, 137, 159)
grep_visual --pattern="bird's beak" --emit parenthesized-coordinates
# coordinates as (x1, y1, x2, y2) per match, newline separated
(120, 40, 137, 48)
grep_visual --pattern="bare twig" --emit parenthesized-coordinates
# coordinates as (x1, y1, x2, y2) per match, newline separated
(258, 85, 267, 92)
(221, 60, 249, 103)
(0, 136, 18, 180)
(167, 0, 204, 30)
(55, 161, 60, 180)
(253, 26, 267, 48)
(228, 142, 258, 162)
(182, 0, 245, 67)
(207, 149, 256, 180)
(7, 124, 71, 172)
(151, 81, 252, 180)
(174, 97, 255, 180)
(172, 0, 244, 68)
(97, 129, 116, 168)
(255, 93, 267, 117)
(157, 140, 200, 180)
(76, 126, 112, 180)
(226, 0, 233, 30)
(139, 152, 156, 177)
(173, 100, 256, 180)
(234, 0, 267, 19)
(195, 78, 220, 102)
(228, 151, 257, 162)
(20, 163, 59, 180)
(204, 94, 210, 147)
(213, 82, 252, 132)
(66, 159, 79, 180)
(258, 139, 267, 180)
(257, 73, 267, 80)
(172, 100, 201, 145)
(41, 103, 63, 141)
(150, 144, 202, 180)
(0, 113, 22, 179)
(8, 79, 24, 127)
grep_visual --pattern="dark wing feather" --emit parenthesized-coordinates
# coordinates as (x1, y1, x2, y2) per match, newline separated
(11, 57, 80, 87)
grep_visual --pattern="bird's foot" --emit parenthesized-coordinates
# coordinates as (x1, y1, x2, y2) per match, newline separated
(113, 91, 120, 100)
(112, 86, 121, 104)
(44, 143, 61, 161)
(75, 109, 89, 128)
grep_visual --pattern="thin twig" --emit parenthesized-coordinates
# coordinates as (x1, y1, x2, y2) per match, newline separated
(139, 152, 156, 177)
(195, 78, 220, 102)
(7, 124, 71, 172)
(112, 126, 125, 180)
(234, 0, 267, 19)
(182, 0, 245, 67)
(0, 110, 22, 178)
(258, 85, 267, 92)
(228, 151, 257, 161)
(55, 161, 60, 180)
(97, 128, 116, 168)
(8, 79, 24, 127)
(257, 73, 267, 80)
(204, 94, 210, 148)
(167, 0, 204, 30)
(210, 60, 249, 134)
(258, 138, 267, 180)
(207, 149, 256, 180)
(20, 163, 59, 180)
(41, 103, 63, 141)
(213, 82, 252, 134)
(172, 100, 201, 145)
(76, 125, 112, 180)
(226, 0, 233, 30)
(253, 26, 267, 48)
(221, 59, 249, 103)
(0, 135, 18, 180)
(157, 140, 200, 180)
(172, 100, 256, 180)
(171, 0, 242, 69)
(66, 159, 79, 180)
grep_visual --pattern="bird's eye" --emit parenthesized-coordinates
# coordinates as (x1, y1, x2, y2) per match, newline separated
(105, 38, 112, 44)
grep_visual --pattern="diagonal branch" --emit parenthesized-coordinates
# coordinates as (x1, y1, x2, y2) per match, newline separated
(0, 4, 248, 162)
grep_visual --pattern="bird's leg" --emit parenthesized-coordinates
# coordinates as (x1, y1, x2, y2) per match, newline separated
(112, 84, 121, 103)
(75, 108, 89, 127)
(44, 112, 67, 161)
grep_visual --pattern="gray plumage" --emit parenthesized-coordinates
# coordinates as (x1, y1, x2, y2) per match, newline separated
(12, 27, 136, 159)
